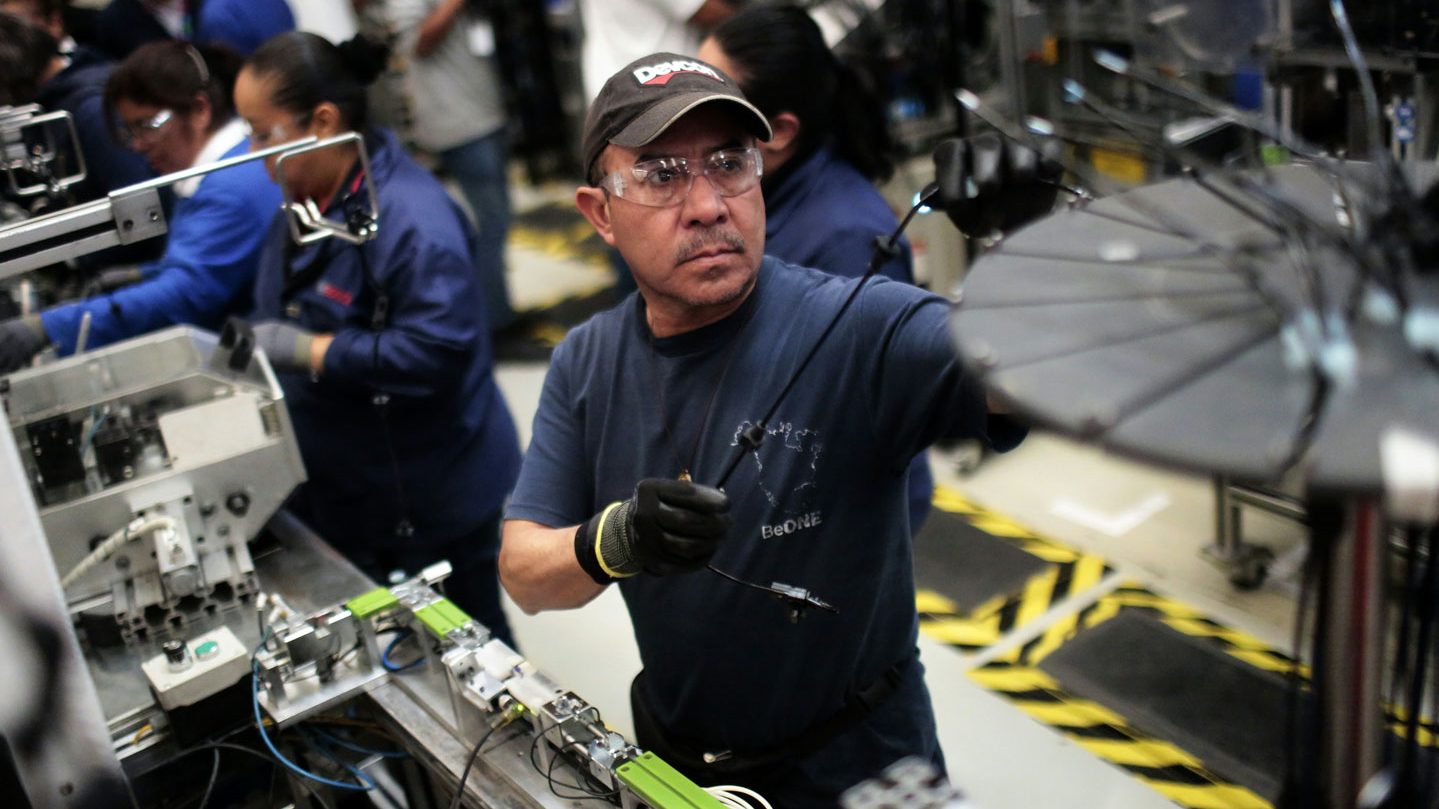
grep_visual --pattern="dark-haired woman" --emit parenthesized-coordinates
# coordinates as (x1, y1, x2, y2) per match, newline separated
(699, 6, 936, 533)
(0, 40, 279, 372)
(234, 33, 522, 646)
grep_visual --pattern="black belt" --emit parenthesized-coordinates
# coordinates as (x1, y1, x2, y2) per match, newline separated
(630, 650, 917, 779)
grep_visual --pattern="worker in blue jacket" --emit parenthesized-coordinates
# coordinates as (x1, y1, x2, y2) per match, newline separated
(87, 0, 295, 60)
(235, 32, 523, 645)
(0, 40, 279, 370)
(700, 6, 935, 533)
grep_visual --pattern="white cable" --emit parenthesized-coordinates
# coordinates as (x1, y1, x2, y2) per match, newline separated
(706, 785, 773, 809)
(59, 515, 176, 589)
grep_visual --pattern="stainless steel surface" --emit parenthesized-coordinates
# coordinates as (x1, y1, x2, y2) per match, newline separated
(262, 516, 593, 808)
(0, 193, 161, 278)
(5, 326, 305, 640)
(367, 682, 576, 809)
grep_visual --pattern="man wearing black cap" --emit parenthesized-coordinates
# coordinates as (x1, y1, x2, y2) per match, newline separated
(500, 53, 1021, 807)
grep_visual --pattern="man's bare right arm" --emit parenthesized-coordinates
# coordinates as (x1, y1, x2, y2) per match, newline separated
(499, 519, 607, 614)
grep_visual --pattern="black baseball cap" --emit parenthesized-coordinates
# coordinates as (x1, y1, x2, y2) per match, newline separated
(581, 52, 772, 183)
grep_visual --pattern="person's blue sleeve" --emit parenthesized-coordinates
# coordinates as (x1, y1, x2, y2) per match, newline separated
(505, 339, 593, 528)
(40, 179, 271, 353)
(854, 278, 1026, 468)
(196, 0, 295, 53)
(320, 238, 483, 399)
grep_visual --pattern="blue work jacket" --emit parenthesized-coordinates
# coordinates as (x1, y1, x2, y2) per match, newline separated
(194, 0, 295, 54)
(251, 129, 521, 555)
(41, 134, 279, 353)
(762, 143, 934, 532)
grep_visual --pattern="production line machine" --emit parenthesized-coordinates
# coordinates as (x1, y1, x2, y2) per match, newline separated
(0, 117, 793, 809)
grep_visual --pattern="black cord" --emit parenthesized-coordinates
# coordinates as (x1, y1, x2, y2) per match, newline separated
(526, 732, 619, 803)
(195, 748, 220, 809)
(711, 184, 939, 491)
(1399, 526, 1438, 798)
(445, 718, 509, 809)
(137, 741, 335, 809)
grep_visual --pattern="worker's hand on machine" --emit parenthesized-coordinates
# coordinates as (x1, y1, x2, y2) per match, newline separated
(0, 316, 50, 374)
(932, 132, 1063, 239)
(251, 320, 318, 375)
(574, 478, 732, 582)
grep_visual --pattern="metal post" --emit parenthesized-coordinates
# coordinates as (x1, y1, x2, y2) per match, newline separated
(1312, 498, 1387, 808)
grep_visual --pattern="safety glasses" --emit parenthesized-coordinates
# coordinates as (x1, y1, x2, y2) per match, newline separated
(599, 146, 763, 208)
(118, 109, 174, 148)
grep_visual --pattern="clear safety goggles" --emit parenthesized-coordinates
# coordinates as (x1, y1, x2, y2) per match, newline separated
(600, 146, 763, 208)
(118, 109, 174, 147)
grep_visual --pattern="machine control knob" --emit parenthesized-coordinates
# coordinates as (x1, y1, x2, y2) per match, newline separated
(162, 639, 191, 672)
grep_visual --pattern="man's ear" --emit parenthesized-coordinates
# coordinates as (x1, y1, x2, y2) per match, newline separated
(575, 185, 616, 247)
(767, 111, 801, 153)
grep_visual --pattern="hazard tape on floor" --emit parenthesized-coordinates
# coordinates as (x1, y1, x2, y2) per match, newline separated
(916, 487, 1111, 652)
(974, 584, 1277, 809)
(972, 581, 1438, 809)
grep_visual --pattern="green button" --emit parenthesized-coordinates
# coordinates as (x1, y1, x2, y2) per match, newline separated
(195, 641, 220, 659)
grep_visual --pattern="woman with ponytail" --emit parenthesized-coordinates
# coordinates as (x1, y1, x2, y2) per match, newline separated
(699, 6, 935, 533)
(0, 40, 280, 370)
(234, 32, 522, 646)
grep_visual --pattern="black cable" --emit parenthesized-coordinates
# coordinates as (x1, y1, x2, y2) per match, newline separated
(138, 741, 335, 809)
(526, 733, 619, 803)
(195, 748, 220, 809)
(445, 718, 508, 809)
(711, 183, 939, 491)
(1399, 526, 1438, 799)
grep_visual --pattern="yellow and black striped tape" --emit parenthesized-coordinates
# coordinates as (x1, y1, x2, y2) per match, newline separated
(974, 585, 1276, 809)
(974, 580, 1437, 809)
(916, 487, 1110, 652)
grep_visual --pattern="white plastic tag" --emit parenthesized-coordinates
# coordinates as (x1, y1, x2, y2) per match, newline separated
(467, 20, 495, 57)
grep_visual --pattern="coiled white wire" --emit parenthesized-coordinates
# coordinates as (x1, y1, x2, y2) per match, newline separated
(59, 515, 176, 589)
(706, 784, 774, 809)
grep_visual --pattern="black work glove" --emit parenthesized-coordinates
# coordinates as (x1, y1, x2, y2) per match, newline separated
(251, 320, 316, 374)
(932, 132, 1063, 239)
(575, 478, 731, 582)
(0, 315, 50, 374)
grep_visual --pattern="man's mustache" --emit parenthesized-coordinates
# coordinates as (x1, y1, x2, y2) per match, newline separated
(675, 230, 747, 264)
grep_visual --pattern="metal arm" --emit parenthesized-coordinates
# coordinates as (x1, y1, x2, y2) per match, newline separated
(0, 135, 322, 279)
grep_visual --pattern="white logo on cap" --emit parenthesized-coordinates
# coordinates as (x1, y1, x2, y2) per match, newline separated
(632, 59, 723, 86)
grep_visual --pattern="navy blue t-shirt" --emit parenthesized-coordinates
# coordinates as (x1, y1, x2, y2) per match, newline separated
(507, 257, 1012, 804)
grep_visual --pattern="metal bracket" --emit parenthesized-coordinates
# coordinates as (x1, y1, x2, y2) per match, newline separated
(2, 109, 88, 198)
(276, 133, 380, 246)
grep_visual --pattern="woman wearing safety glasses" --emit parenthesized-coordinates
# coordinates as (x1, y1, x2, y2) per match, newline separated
(0, 40, 280, 372)
(233, 33, 522, 647)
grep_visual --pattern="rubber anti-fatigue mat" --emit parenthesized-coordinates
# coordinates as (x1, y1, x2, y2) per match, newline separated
(1037, 608, 1292, 801)
(913, 510, 1046, 614)
(914, 487, 1110, 653)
